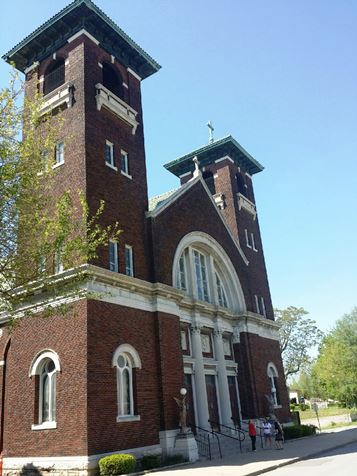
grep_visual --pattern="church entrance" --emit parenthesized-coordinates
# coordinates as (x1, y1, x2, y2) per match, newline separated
(205, 374, 219, 430)
(228, 375, 240, 427)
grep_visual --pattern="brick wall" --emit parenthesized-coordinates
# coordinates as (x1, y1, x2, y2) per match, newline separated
(25, 35, 151, 281)
(150, 179, 253, 312)
(235, 333, 290, 422)
(86, 301, 182, 455)
(83, 39, 151, 282)
(0, 301, 88, 458)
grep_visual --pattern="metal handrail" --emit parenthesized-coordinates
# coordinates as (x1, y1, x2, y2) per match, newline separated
(208, 420, 245, 453)
(189, 422, 222, 460)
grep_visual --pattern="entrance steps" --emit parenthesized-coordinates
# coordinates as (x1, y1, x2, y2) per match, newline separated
(195, 428, 263, 460)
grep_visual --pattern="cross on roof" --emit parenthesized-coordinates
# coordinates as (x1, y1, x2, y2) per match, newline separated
(207, 121, 214, 143)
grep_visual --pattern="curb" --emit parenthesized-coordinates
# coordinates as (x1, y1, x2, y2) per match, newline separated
(244, 437, 357, 476)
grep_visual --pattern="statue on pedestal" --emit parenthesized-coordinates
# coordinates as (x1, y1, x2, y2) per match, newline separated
(174, 388, 189, 434)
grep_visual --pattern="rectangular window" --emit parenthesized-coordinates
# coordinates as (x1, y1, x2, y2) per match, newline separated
(178, 254, 187, 291)
(245, 229, 252, 248)
(120, 150, 131, 178)
(254, 294, 266, 316)
(39, 255, 46, 275)
(105, 140, 116, 169)
(245, 229, 258, 251)
(215, 272, 228, 308)
(54, 247, 63, 274)
(55, 142, 64, 165)
(193, 249, 209, 302)
(251, 232, 257, 251)
(109, 240, 118, 272)
(125, 245, 134, 276)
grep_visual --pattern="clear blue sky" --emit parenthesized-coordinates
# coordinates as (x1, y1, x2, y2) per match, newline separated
(1, 0, 356, 333)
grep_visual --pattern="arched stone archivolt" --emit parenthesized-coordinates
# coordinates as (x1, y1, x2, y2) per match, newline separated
(172, 231, 246, 313)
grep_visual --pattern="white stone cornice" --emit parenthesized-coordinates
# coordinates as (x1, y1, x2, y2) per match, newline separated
(1, 265, 279, 344)
(233, 312, 280, 341)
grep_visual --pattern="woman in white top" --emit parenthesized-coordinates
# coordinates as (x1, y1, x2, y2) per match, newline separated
(263, 419, 273, 448)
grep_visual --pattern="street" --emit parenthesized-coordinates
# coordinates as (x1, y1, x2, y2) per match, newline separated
(268, 442, 357, 476)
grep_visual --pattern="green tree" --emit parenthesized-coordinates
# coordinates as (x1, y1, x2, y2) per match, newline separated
(289, 368, 315, 399)
(275, 306, 324, 378)
(0, 73, 120, 320)
(313, 307, 357, 407)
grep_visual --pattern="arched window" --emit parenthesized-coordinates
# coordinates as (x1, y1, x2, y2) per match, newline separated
(267, 363, 280, 406)
(102, 63, 124, 99)
(173, 232, 246, 313)
(30, 350, 60, 428)
(112, 344, 141, 421)
(44, 59, 65, 95)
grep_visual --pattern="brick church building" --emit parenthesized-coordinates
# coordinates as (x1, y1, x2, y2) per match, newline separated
(1, 0, 289, 473)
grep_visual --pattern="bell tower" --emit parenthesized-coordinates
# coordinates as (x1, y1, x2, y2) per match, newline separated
(164, 133, 274, 319)
(3, 0, 161, 281)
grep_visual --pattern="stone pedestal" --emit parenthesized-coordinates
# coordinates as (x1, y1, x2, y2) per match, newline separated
(174, 432, 199, 462)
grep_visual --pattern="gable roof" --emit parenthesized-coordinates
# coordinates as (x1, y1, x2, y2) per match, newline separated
(164, 135, 264, 177)
(148, 189, 178, 212)
(147, 176, 249, 266)
(2, 0, 161, 78)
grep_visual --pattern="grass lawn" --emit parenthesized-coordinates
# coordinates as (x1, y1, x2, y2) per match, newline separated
(299, 407, 354, 420)
(322, 421, 357, 431)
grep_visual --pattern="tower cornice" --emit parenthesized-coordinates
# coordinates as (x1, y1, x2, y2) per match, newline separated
(2, 0, 161, 79)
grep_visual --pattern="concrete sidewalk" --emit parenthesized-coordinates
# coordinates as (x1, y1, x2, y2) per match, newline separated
(156, 427, 357, 476)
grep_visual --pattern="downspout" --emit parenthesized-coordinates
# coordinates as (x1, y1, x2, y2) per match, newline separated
(0, 338, 11, 456)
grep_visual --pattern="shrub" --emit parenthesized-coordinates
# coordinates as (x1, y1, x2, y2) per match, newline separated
(99, 454, 136, 476)
(141, 455, 161, 470)
(162, 454, 186, 466)
(283, 424, 317, 440)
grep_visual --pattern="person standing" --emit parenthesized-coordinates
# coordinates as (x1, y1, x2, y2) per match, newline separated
(248, 420, 257, 452)
(263, 419, 273, 448)
(274, 420, 284, 449)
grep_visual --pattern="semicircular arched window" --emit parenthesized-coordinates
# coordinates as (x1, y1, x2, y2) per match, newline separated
(175, 246, 231, 309)
(173, 233, 246, 313)
(112, 344, 141, 421)
(30, 350, 60, 429)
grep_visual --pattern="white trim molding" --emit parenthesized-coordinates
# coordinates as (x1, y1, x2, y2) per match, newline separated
(67, 29, 100, 45)
(237, 193, 257, 220)
(215, 155, 234, 165)
(95, 83, 139, 134)
(40, 83, 72, 115)
(31, 421, 57, 431)
(147, 176, 249, 266)
(233, 312, 280, 341)
(172, 231, 246, 314)
(24, 61, 39, 74)
(127, 67, 142, 81)
(29, 350, 61, 377)
(112, 344, 142, 369)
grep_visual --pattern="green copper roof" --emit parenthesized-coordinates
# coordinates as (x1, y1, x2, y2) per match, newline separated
(2, 0, 161, 78)
(164, 135, 264, 177)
